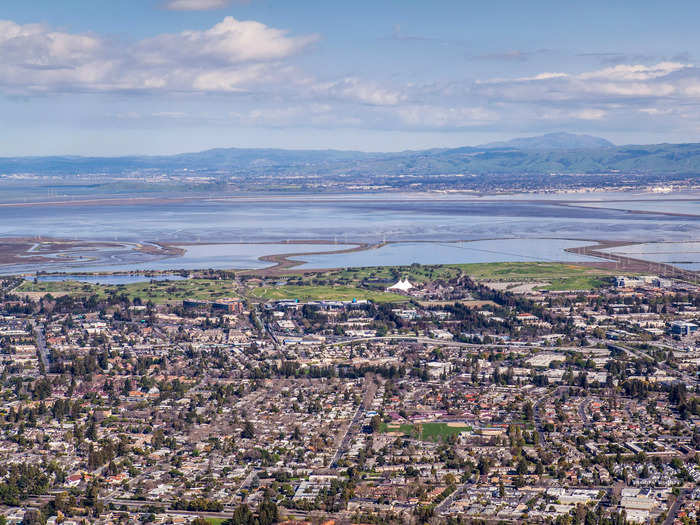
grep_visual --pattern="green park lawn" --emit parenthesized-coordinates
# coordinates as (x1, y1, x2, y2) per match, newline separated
(16, 261, 618, 305)
(313, 261, 616, 291)
(251, 284, 408, 303)
(453, 261, 615, 281)
(18, 278, 239, 304)
(382, 422, 472, 441)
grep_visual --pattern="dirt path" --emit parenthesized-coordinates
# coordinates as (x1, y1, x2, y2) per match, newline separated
(238, 241, 387, 276)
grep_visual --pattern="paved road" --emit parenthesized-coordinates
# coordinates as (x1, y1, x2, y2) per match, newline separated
(435, 482, 472, 515)
(329, 403, 364, 468)
(238, 467, 262, 493)
(578, 400, 588, 427)
(330, 335, 588, 352)
(28, 493, 321, 521)
(31, 321, 49, 372)
(329, 379, 378, 468)
(663, 490, 687, 525)
(4, 279, 24, 295)
(533, 386, 572, 444)
(609, 343, 698, 387)
(263, 318, 281, 347)
(568, 244, 700, 281)
(578, 397, 597, 429)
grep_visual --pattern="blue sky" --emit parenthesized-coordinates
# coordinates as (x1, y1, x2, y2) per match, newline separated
(2, 0, 700, 155)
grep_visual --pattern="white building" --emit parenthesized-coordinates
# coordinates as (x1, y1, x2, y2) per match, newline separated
(387, 278, 414, 292)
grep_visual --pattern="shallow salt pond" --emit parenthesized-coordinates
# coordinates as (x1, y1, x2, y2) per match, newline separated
(297, 239, 605, 269)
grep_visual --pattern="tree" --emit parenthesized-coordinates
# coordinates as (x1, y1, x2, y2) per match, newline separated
(257, 498, 278, 525)
(230, 504, 253, 525)
(516, 457, 529, 475)
(241, 421, 255, 439)
(86, 418, 98, 441)
(22, 509, 43, 525)
(477, 455, 492, 476)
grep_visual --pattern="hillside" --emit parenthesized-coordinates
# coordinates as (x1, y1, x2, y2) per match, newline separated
(1, 134, 700, 180)
(479, 132, 615, 150)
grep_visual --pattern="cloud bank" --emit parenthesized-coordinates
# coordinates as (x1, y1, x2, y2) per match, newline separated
(2, 16, 700, 137)
(164, 0, 235, 11)
(0, 17, 317, 93)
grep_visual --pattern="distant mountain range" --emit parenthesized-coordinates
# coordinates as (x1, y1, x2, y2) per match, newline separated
(1, 133, 700, 178)
(479, 132, 615, 150)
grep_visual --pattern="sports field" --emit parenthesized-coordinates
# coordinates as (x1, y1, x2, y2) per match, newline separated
(383, 422, 472, 441)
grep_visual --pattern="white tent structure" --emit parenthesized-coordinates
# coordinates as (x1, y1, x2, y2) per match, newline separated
(387, 277, 414, 292)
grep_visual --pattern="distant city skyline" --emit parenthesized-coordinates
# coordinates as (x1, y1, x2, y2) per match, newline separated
(2, 0, 700, 155)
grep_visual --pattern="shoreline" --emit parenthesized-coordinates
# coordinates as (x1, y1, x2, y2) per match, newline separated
(3, 235, 697, 279)
(0, 238, 185, 268)
(0, 187, 698, 210)
(565, 241, 700, 280)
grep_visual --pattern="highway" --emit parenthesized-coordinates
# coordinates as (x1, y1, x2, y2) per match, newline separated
(609, 343, 698, 387)
(329, 334, 588, 352)
(26, 493, 325, 522)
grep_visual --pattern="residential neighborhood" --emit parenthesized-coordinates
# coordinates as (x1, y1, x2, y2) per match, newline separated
(0, 263, 698, 524)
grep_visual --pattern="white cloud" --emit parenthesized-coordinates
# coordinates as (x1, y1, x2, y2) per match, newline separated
(577, 62, 689, 81)
(397, 105, 496, 128)
(152, 111, 188, 118)
(572, 109, 607, 120)
(473, 62, 697, 106)
(314, 77, 405, 106)
(0, 17, 317, 93)
(232, 104, 339, 126)
(136, 16, 318, 66)
(527, 72, 569, 81)
(682, 82, 700, 97)
(0, 20, 103, 69)
(3, 16, 700, 136)
(639, 108, 672, 115)
(164, 0, 233, 11)
(478, 72, 568, 85)
(191, 63, 275, 92)
(583, 81, 676, 97)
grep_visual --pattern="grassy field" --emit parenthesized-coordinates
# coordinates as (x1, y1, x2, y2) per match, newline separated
(537, 275, 608, 291)
(17, 278, 239, 304)
(251, 284, 408, 303)
(452, 261, 615, 281)
(324, 264, 463, 283)
(122, 279, 237, 303)
(311, 262, 617, 290)
(382, 423, 415, 435)
(383, 422, 472, 441)
(15, 262, 617, 304)
(17, 280, 96, 296)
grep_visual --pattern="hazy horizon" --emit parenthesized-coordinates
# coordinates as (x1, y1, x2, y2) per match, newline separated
(10, 131, 700, 158)
(0, 131, 622, 157)
(2, 1, 700, 156)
